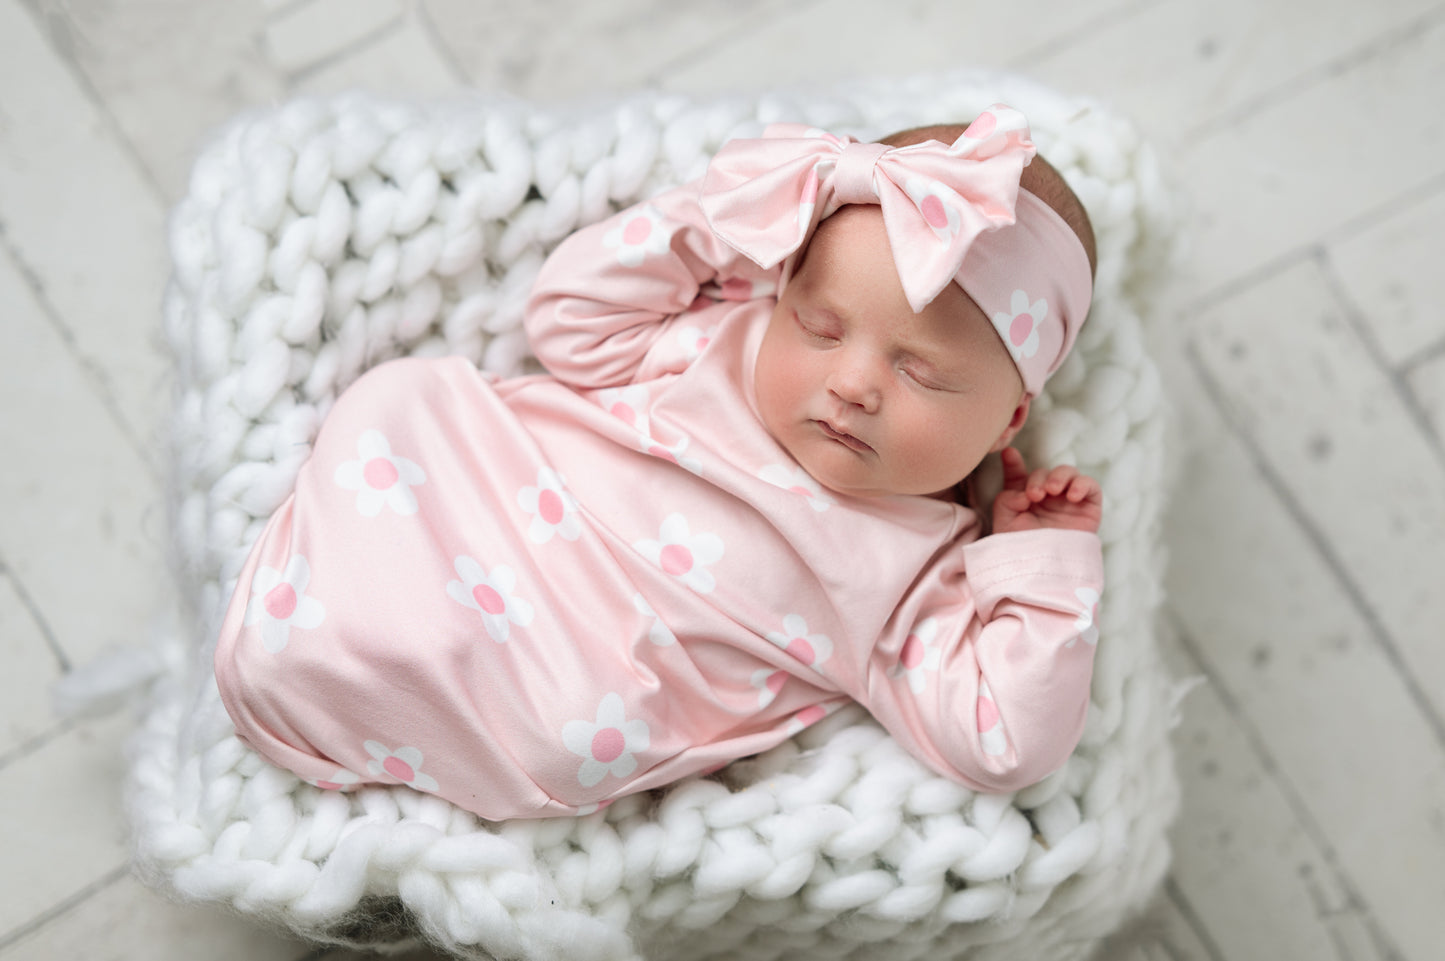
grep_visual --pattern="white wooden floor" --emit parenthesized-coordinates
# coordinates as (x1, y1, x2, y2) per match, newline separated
(1, 1, 1442, 959)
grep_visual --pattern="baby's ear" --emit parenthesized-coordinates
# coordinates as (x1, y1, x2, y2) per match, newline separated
(989, 395, 1032, 452)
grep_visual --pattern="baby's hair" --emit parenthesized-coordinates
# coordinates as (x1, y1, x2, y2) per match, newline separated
(878, 124, 1098, 278)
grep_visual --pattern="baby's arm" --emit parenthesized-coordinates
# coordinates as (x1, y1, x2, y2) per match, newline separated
(524, 180, 774, 388)
(859, 528, 1103, 792)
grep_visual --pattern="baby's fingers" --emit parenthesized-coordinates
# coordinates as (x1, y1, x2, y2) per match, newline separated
(1065, 473, 1101, 503)
(1043, 465, 1080, 497)
(999, 447, 1030, 488)
(1021, 468, 1053, 502)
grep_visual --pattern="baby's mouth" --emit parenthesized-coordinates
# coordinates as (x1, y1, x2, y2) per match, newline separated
(816, 420, 873, 453)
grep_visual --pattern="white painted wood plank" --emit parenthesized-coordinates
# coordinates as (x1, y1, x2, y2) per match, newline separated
(422, 0, 804, 102)
(0, 575, 61, 758)
(1090, 887, 1219, 961)
(22, 0, 286, 200)
(293, 13, 463, 100)
(0, 713, 130, 941)
(1328, 186, 1445, 369)
(0, 246, 170, 669)
(1029, 0, 1443, 151)
(264, 0, 406, 73)
(1163, 338, 1445, 961)
(1157, 616, 1392, 961)
(652, 0, 1132, 99)
(0, 0, 170, 451)
(1190, 257, 1445, 719)
(1407, 351, 1445, 440)
(1163, 12, 1445, 302)
(0, 874, 310, 961)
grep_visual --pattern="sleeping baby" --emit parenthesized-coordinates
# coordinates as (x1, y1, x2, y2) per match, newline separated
(214, 103, 1104, 821)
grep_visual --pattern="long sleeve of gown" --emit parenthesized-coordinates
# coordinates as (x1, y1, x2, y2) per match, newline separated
(854, 527, 1104, 793)
(524, 179, 778, 388)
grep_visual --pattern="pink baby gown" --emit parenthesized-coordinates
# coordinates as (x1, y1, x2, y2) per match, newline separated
(213, 177, 1104, 821)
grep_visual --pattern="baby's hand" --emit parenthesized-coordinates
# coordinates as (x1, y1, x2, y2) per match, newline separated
(991, 447, 1102, 535)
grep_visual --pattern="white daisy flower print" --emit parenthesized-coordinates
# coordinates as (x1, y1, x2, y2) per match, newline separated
(517, 467, 581, 544)
(333, 429, 426, 517)
(603, 205, 674, 267)
(364, 741, 439, 792)
(446, 556, 534, 643)
(597, 385, 650, 431)
(632, 593, 676, 647)
(991, 289, 1046, 362)
(751, 667, 788, 708)
(758, 463, 835, 512)
(795, 162, 822, 245)
(633, 514, 724, 594)
(573, 799, 615, 817)
(675, 322, 718, 362)
(636, 423, 704, 475)
(563, 693, 651, 787)
(785, 699, 842, 737)
(765, 614, 833, 670)
(903, 175, 962, 243)
(244, 555, 326, 653)
(889, 617, 942, 694)
(308, 768, 360, 791)
(977, 678, 1009, 757)
(1069, 587, 1101, 648)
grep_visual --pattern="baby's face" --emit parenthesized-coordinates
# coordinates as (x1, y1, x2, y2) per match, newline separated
(753, 207, 1027, 499)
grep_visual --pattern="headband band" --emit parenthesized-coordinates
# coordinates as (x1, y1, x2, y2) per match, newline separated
(698, 104, 1093, 396)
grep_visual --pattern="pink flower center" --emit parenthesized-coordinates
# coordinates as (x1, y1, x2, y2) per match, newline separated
(977, 695, 1000, 731)
(623, 216, 652, 245)
(363, 457, 399, 489)
(264, 583, 297, 620)
(472, 584, 506, 615)
(660, 543, 694, 576)
(383, 755, 415, 782)
(964, 111, 996, 140)
(538, 488, 565, 525)
(794, 705, 826, 728)
(900, 634, 925, 670)
(591, 727, 626, 763)
(609, 402, 637, 423)
(316, 780, 342, 791)
(1010, 312, 1035, 346)
(920, 194, 949, 229)
(788, 485, 814, 498)
(648, 445, 678, 464)
(785, 637, 816, 664)
(766, 671, 787, 695)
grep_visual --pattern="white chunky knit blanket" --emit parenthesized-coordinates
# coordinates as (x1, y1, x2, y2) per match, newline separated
(128, 73, 1180, 961)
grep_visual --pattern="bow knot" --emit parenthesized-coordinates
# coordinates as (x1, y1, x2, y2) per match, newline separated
(832, 141, 890, 205)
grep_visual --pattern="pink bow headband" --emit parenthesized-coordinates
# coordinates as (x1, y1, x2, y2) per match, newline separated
(698, 104, 1093, 396)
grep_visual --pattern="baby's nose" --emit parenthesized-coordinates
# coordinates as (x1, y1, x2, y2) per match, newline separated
(827, 362, 882, 412)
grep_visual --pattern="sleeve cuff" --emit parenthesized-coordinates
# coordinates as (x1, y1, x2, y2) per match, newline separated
(961, 528, 1103, 614)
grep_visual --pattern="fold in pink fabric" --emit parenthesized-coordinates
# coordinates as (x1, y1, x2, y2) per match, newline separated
(699, 103, 1093, 396)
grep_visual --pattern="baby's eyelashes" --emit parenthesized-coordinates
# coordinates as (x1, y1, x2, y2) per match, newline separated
(794, 311, 841, 343)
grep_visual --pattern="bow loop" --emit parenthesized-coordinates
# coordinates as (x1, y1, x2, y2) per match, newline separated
(698, 105, 1094, 396)
(699, 107, 1038, 312)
